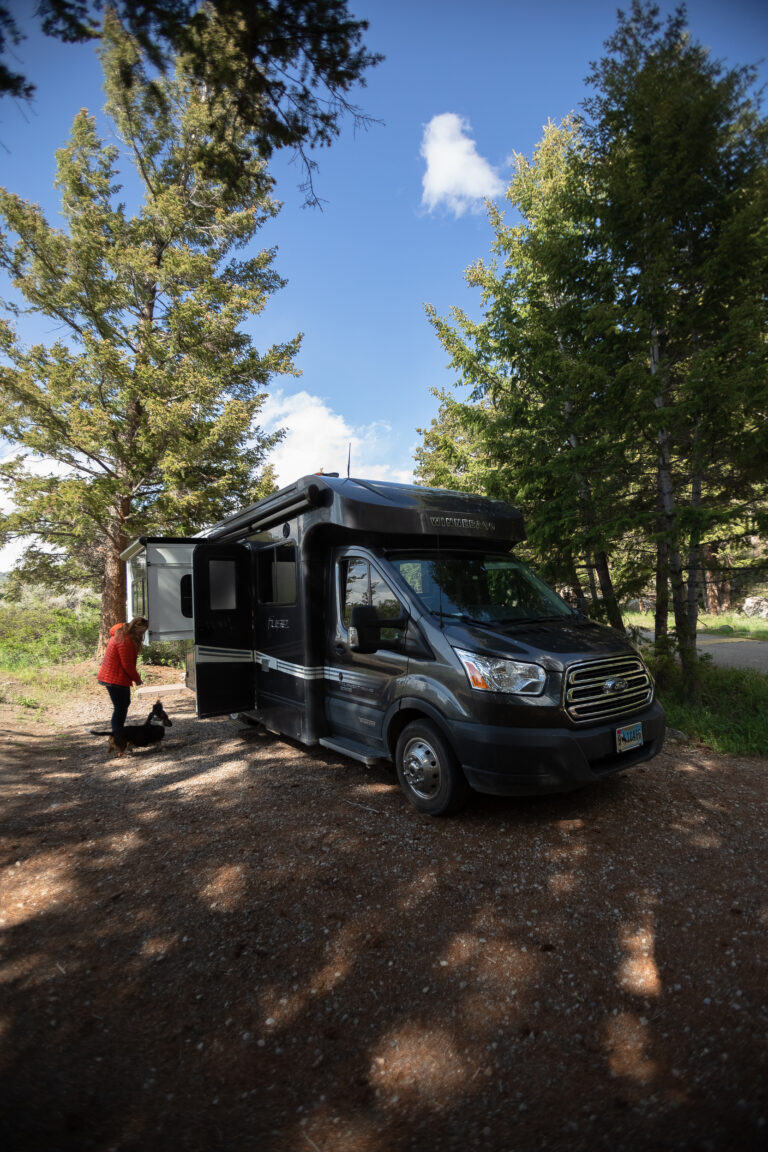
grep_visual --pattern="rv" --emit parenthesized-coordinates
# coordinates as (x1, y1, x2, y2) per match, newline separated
(121, 475, 665, 815)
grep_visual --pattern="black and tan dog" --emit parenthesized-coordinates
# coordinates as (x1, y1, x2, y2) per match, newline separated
(91, 699, 173, 757)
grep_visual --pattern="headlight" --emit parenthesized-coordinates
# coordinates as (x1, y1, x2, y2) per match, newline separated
(454, 648, 546, 695)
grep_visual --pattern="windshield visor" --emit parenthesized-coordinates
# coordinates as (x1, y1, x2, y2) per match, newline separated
(389, 552, 572, 627)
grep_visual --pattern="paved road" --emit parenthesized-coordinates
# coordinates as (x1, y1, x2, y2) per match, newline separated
(695, 633, 768, 672)
(638, 629, 768, 672)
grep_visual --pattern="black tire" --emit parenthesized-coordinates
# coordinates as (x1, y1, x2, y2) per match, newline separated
(395, 720, 470, 816)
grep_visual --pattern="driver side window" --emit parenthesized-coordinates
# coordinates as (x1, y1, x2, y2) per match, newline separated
(341, 558, 402, 647)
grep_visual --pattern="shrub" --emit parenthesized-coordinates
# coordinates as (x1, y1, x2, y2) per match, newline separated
(142, 640, 187, 669)
(648, 654, 768, 756)
(0, 596, 100, 667)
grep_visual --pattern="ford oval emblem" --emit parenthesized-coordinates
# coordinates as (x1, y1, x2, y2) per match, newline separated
(603, 677, 629, 694)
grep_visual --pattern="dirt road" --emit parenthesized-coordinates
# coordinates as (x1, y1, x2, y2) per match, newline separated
(0, 679, 766, 1152)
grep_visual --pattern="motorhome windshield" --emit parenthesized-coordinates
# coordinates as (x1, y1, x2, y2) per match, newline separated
(389, 552, 572, 626)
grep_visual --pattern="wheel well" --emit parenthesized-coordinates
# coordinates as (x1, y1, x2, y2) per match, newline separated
(387, 707, 446, 760)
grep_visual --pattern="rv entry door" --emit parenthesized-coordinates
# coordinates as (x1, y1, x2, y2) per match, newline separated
(192, 543, 254, 718)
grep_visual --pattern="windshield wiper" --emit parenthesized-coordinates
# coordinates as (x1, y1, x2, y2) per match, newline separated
(496, 614, 570, 626)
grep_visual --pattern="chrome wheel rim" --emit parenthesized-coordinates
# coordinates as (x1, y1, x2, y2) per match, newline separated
(401, 737, 441, 800)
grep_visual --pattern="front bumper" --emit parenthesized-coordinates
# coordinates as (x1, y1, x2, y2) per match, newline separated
(450, 701, 666, 796)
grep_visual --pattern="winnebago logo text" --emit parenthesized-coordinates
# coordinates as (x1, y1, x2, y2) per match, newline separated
(426, 515, 496, 532)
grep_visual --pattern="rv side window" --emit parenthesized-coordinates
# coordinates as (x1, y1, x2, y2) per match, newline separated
(129, 554, 147, 618)
(180, 574, 193, 618)
(132, 580, 147, 618)
(209, 559, 237, 611)
(258, 544, 297, 605)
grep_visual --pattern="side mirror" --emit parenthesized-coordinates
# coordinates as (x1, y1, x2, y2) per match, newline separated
(349, 604, 408, 652)
(349, 604, 381, 652)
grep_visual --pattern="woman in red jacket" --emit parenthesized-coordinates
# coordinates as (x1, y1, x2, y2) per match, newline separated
(97, 617, 149, 734)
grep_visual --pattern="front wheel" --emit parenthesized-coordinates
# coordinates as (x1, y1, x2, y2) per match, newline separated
(395, 720, 469, 816)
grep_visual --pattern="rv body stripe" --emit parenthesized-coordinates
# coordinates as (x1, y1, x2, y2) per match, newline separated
(195, 646, 381, 689)
(254, 650, 324, 680)
(252, 650, 379, 689)
(196, 646, 253, 663)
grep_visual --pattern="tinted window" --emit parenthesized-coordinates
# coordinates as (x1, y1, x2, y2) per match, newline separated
(341, 558, 403, 647)
(391, 552, 571, 624)
(258, 544, 297, 605)
(209, 559, 237, 611)
(130, 555, 147, 617)
(342, 557, 370, 626)
(370, 568, 401, 620)
(180, 573, 193, 618)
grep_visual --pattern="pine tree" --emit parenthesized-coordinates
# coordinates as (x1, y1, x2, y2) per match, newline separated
(0, 12, 300, 646)
(419, 5, 768, 701)
(421, 119, 637, 627)
(584, 0, 768, 689)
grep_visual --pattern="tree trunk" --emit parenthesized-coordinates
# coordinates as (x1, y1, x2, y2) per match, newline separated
(669, 539, 697, 691)
(654, 530, 670, 655)
(657, 425, 698, 697)
(686, 470, 703, 635)
(711, 551, 731, 612)
(565, 554, 586, 608)
(586, 560, 599, 612)
(650, 327, 698, 697)
(594, 548, 624, 631)
(99, 547, 127, 654)
(563, 396, 618, 624)
(97, 499, 131, 654)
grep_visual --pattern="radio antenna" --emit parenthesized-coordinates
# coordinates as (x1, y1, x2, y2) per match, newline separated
(347, 443, 351, 478)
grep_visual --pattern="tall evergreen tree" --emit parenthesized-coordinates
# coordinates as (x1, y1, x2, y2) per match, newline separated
(419, 4, 768, 699)
(583, 0, 768, 687)
(0, 11, 300, 645)
(420, 119, 639, 627)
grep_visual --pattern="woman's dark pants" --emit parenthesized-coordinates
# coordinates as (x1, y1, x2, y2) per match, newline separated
(102, 683, 130, 733)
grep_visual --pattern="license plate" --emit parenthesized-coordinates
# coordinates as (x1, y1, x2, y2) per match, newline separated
(616, 721, 643, 753)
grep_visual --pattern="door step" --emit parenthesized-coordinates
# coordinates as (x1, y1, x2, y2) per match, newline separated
(136, 683, 189, 696)
(319, 736, 384, 766)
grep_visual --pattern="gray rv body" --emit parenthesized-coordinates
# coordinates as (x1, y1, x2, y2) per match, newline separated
(122, 475, 665, 806)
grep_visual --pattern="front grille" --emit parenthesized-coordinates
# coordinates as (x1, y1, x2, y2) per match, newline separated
(563, 655, 653, 724)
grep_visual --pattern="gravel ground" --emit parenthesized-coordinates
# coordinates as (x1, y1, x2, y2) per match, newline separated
(0, 668, 767, 1152)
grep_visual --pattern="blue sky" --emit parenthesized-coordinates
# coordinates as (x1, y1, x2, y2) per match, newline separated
(1, 0, 767, 566)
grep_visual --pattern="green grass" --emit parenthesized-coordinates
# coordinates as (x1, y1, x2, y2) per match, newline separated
(0, 600, 101, 668)
(0, 594, 185, 717)
(0, 660, 98, 718)
(625, 610, 768, 642)
(0, 595, 184, 670)
(697, 611, 768, 641)
(625, 608, 768, 754)
(0, 595, 102, 716)
(647, 654, 768, 757)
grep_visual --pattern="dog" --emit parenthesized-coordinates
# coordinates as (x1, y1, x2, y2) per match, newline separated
(91, 699, 173, 757)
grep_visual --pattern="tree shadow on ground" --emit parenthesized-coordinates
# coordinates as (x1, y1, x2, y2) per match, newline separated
(0, 698, 766, 1151)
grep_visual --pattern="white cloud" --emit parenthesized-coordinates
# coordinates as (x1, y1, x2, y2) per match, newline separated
(0, 394, 416, 570)
(259, 390, 413, 487)
(0, 448, 65, 572)
(421, 113, 505, 217)
(0, 536, 27, 571)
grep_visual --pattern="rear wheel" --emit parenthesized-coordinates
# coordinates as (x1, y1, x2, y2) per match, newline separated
(395, 720, 469, 816)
